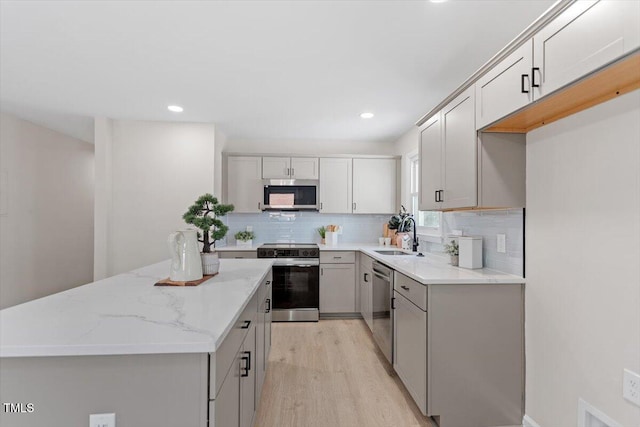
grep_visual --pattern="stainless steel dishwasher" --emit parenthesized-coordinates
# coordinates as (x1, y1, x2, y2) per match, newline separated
(371, 261, 393, 363)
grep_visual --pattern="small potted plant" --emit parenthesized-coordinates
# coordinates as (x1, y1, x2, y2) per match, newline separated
(234, 231, 255, 248)
(444, 240, 459, 266)
(183, 194, 234, 275)
(317, 226, 326, 244)
(388, 206, 412, 247)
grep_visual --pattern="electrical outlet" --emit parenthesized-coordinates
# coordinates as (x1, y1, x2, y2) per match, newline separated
(90, 413, 116, 427)
(497, 234, 506, 253)
(623, 369, 640, 406)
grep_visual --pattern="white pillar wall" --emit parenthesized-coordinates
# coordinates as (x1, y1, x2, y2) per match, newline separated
(94, 119, 216, 277)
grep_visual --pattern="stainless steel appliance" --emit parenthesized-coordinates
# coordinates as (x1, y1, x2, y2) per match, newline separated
(372, 261, 394, 363)
(262, 179, 319, 211)
(257, 243, 320, 322)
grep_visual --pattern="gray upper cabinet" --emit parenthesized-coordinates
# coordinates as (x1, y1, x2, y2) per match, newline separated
(226, 156, 263, 213)
(475, 40, 534, 130)
(533, 0, 640, 98)
(352, 158, 397, 214)
(475, 0, 640, 131)
(419, 87, 477, 211)
(262, 156, 319, 179)
(319, 158, 353, 214)
(418, 115, 442, 211)
(441, 87, 477, 210)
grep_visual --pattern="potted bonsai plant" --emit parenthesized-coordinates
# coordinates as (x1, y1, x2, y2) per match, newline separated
(388, 206, 412, 247)
(444, 239, 459, 266)
(234, 230, 255, 248)
(183, 194, 234, 275)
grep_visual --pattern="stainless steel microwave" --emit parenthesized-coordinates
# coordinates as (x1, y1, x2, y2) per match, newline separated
(262, 179, 319, 211)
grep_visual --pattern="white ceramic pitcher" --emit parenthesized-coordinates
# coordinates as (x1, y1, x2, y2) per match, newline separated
(168, 230, 203, 282)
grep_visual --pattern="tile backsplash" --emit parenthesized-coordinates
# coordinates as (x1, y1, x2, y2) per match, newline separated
(420, 209, 524, 276)
(221, 212, 390, 245)
(222, 209, 524, 276)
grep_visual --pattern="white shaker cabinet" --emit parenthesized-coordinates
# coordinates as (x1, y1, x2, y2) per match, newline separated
(418, 115, 442, 211)
(420, 87, 477, 211)
(533, 0, 640, 98)
(262, 157, 291, 179)
(476, 40, 534, 130)
(319, 158, 352, 213)
(393, 290, 427, 415)
(319, 263, 356, 314)
(441, 86, 477, 210)
(226, 156, 263, 213)
(290, 157, 319, 179)
(352, 158, 397, 214)
(263, 156, 319, 179)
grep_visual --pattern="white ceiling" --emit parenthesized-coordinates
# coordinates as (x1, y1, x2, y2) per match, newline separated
(0, 0, 555, 143)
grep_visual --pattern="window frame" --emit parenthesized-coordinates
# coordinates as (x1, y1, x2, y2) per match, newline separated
(409, 153, 443, 242)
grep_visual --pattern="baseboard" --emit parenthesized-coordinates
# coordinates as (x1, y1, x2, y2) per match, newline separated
(523, 415, 542, 427)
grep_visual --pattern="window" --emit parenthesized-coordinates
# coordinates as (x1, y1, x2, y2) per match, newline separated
(409, 154, 441, 235)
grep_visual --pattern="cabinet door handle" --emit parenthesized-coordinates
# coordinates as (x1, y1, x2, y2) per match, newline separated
(265, 298, 271, 313)
(531, 67, 540, 88)
(291, 168, 294, 176)
(521, 74, 530, 93)
(364, 273, 369, 282)
(352, 202, 356, 211)
(391, 297, 396, 310)
(320, 202, 323, 210)
(435, 190, 439, 203)
(241, 320, 251, 329)
(266, 280, 271, 286)
(439, 190, 444, 202)
(241, 351, 251, 376)
(258, 202, 261, 210)
(333, 256, 342, 259)
(401, 285, 410, 291)
(321, 268, 323, 276)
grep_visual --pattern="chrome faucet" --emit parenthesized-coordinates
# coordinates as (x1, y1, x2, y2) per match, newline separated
(400, 216, 419, 252)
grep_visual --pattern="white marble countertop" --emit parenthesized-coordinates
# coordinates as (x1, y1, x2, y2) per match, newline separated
(217, 242, 524, 285)
(0, 259, 273, 358)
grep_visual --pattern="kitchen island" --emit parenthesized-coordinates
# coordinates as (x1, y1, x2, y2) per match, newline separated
(0, 259, 273, 427)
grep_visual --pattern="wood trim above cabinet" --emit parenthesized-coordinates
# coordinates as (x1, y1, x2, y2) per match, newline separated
(484, 50, 640, 133)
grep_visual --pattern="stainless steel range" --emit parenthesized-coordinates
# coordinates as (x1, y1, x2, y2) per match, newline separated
(257, 243, 320, 322)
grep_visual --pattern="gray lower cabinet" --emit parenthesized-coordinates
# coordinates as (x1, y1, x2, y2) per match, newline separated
(393, 290, 427, 415)
(320, 252, 357, 315)
(319, 263, 356, 314)
(358, 254, 374, 330)
(218, 251, 257, 259)
(212, 273, 272, 427)
(392, 271, 524, 427)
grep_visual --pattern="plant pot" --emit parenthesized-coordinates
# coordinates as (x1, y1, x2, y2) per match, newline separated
(237, 239, 252, 248)
(450, 255, 459, 267)
(395, 232, 408, 247)
(201, 252, 220, 275)
(320, 238, 326, 244)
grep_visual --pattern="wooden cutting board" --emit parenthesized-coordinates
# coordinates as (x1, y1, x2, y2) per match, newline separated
(154, 273, 218, 287)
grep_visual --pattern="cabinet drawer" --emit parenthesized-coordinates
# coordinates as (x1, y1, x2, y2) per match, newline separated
(394, 272, 427, 311)
(320, 251, 355, 264)
(218, 251, 257, 259)
(210, 292, 258, 398)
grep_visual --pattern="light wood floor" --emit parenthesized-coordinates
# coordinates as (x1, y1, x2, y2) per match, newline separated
(255, 319, 434, 427)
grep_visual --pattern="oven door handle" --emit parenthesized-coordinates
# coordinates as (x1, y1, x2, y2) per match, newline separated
(271, 259, 320, 267)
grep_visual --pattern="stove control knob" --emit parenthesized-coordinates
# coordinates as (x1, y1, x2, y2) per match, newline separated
(302, 250, 308, 256)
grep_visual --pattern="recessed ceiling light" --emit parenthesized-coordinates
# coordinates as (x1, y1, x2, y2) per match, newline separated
(430, 0, 448, 3)
(360, 112, 374, 119)
(167, 105, 184, 113)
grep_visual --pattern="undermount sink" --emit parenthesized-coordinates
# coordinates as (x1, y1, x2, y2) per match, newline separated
(374, 250, 412, 256)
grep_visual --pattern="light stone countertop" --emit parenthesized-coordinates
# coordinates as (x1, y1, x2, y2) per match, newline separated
(0, 259, 273, 358)
(218, 242, 524, 285)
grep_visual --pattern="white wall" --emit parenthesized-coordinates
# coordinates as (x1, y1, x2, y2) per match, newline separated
(94, 120, 216, 277)
(226, 138, 395, 156)
(0, 113, 94, 309)
(526, 91, 640, 426)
